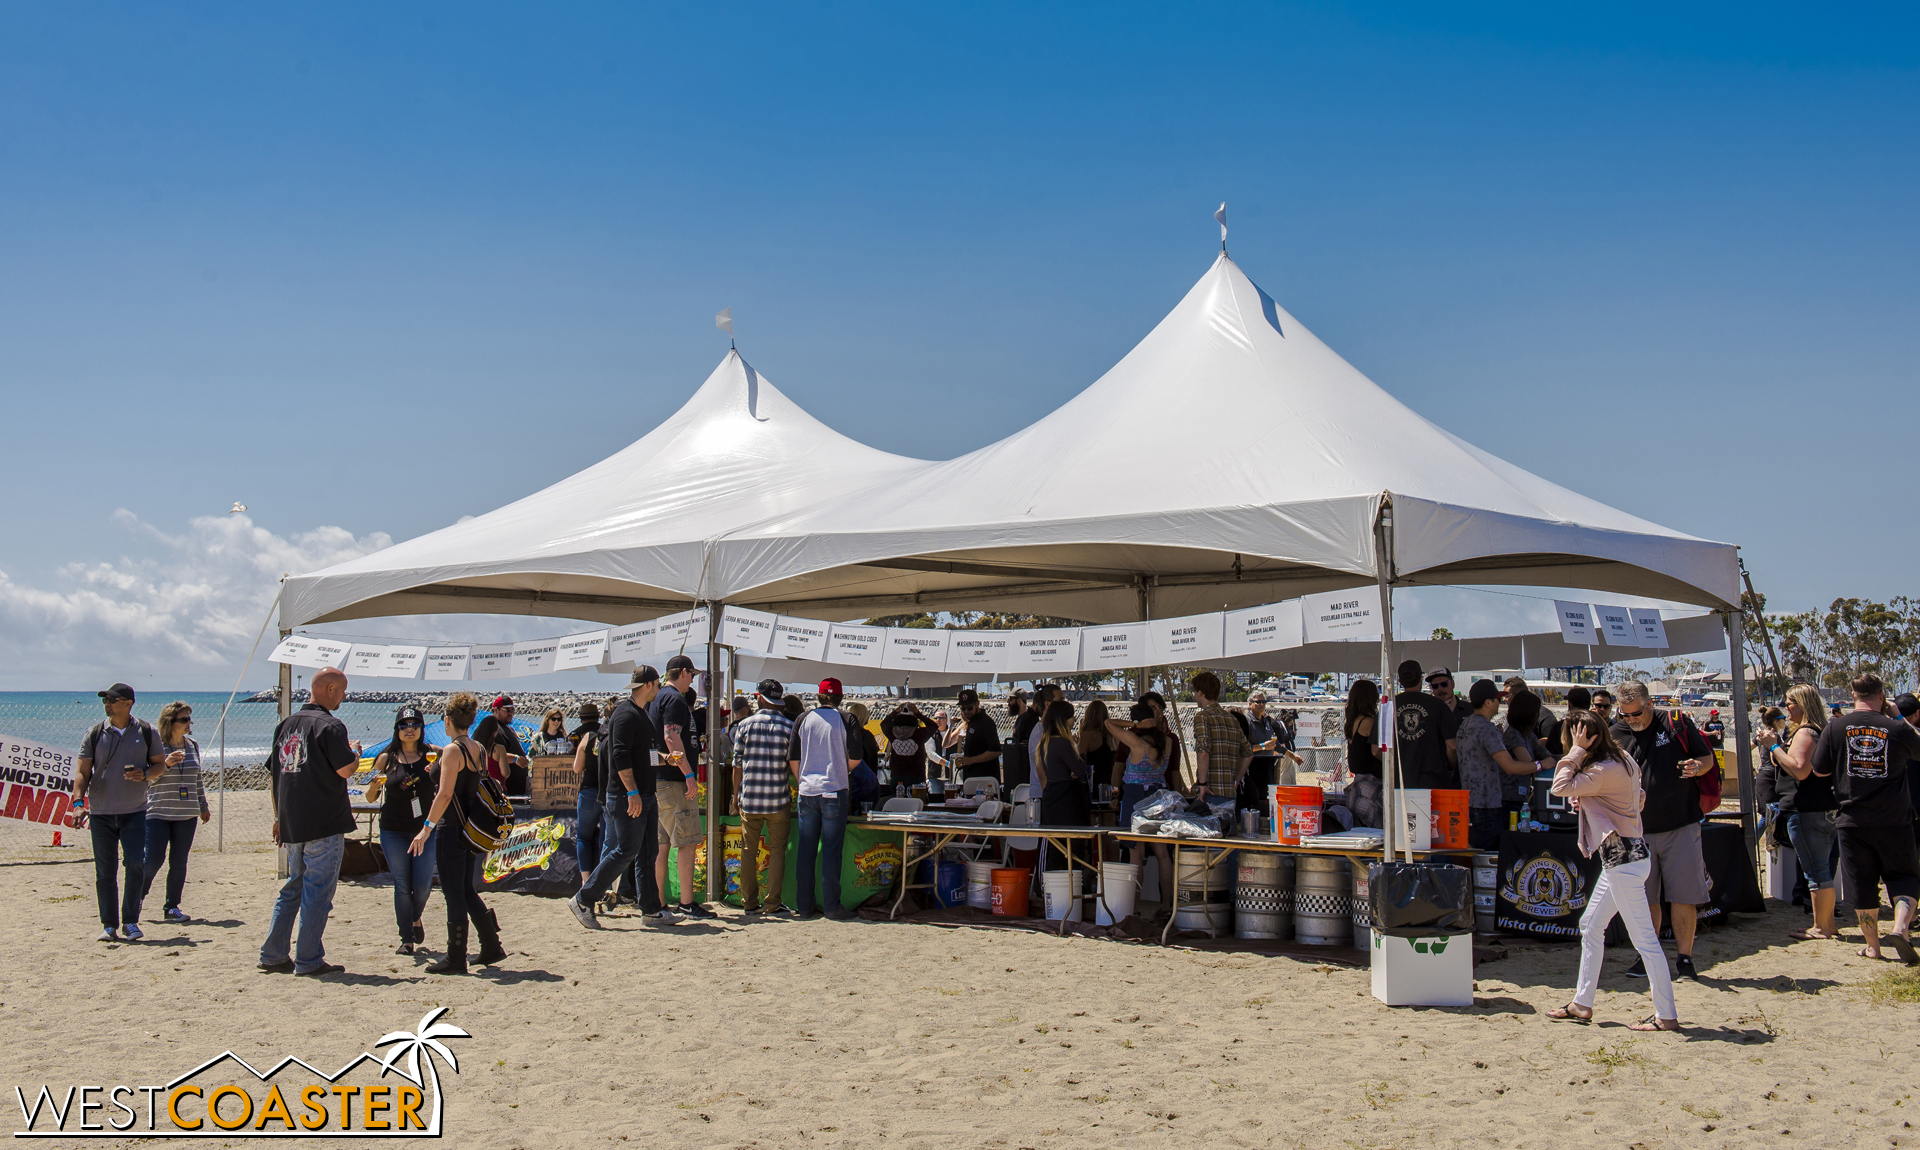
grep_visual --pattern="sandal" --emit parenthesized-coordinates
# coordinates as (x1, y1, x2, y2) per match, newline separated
(1858, 947, 1892, 961)
(1788, 928, 1838, 941)
(1882, 933, 1918, 965)
(1627, 1014, 1681, 1032)
(1547, 1004, 1591, 1024)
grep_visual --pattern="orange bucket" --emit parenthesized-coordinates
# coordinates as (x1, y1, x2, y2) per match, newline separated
(1271, 785, 1325, 845)
(990, 868, 1031, 916)
(1429, 789, 1469, 849)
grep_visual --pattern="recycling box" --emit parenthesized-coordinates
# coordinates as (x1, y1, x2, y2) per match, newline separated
(1370, 930, 1473, 1007)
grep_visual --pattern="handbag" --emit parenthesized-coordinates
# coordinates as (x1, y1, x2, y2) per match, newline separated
(448, 741, 516, 852)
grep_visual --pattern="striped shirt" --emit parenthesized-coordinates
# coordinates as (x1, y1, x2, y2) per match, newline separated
(146, 738, 208, 821)
(733, 710, 796, 815)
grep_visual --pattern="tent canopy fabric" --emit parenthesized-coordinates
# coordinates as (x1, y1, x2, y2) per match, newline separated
(282, 253, 1740, 639)
(281, 352, 928, 627)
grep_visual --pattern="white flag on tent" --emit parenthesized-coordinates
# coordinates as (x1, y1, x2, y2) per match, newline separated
(716, 308, 733, 335)
(1214, 202, 1227, 245)
(1552, 601, 1596, 646)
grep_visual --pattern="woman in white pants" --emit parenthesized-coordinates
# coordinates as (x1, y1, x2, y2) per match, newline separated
(1546, 710, 1681, 1031)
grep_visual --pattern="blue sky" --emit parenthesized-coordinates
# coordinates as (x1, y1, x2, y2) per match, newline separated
(1, 4, 1914, 690)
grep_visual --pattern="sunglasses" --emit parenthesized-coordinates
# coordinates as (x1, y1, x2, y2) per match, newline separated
(1617, 706, 1645, 720)
(398, 721, 424, 730)
(175, 714, 193, 722)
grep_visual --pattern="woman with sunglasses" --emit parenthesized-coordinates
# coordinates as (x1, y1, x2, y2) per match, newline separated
(1546, 709, 1680, 1031)
(363, 706, 438, 954)
(140, 701, 207, 925)
(531, 708, 573, 756)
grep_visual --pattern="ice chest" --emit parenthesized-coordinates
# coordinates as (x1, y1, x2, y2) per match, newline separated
(1370, 929, 1473, 1007)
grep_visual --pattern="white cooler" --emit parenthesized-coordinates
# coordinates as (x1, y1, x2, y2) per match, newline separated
(1370, 929, 1473, 1007)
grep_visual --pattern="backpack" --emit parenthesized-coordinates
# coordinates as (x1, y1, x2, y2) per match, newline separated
(1662, 710, 1721, 815)
(82, 719, 161, 769)
(446, 742, 516, 852)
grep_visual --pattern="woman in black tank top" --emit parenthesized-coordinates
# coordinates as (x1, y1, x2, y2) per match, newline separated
(411, 693, 508, 975)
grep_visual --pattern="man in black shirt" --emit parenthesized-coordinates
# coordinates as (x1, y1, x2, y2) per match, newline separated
(1393, 660, 1460, 790)
(1702, 710, 1726, 749)
(952, 689, 1004, 784)
(258, 667, 361, 976)
(474, 696, 530, 795)
(1425, 667, 1473, 726)
(1611, 679, 1717, 980)
(1006, 690, 1037, 791)
(570, 667, 673, 929)
(649, 655, 711, 918)
(1811, 673, 1920, 962)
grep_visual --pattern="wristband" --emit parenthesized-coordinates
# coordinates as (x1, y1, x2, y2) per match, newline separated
(423, 817, 436, 829)
(627, 790, 640, 797)
(684, 773, 696, 782)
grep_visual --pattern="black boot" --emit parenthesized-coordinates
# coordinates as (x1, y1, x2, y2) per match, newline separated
(473, 907, 507, 966)
(425, 918, 468, 975)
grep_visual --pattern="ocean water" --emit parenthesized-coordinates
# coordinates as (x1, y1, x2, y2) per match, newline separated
(0, 691, 435, 766)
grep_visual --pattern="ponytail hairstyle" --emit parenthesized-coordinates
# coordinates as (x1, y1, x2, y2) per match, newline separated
(1037, 699, 1076, 765)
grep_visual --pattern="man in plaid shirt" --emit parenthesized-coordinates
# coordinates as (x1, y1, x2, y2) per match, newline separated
(729, 679, 798, 915)
(1189, 670, 1255, 801)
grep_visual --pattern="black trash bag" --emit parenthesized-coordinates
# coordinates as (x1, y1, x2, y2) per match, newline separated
(1368, 861, 1473, 937)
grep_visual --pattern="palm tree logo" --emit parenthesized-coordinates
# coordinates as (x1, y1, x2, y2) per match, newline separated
(374, 1007, 469, 1135)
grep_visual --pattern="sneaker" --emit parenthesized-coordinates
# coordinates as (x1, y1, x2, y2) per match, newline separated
(740, 904, 763, 915)
(256, 959, 295, 973)
(164, 907, 190, 925)
(761, 903, 793, 917)
(294, 962, 345, 978)
(120, 923, 144, 942)
(646, 909, 683, 926)
(96, 927, 118, 943)
(568, 895, 603, 931)
(676, 902, 718, 920)
(1624, 956, 1648, 979)
(795, 908, 823, 920)
(1674, 954, 1699, 981)
(824, 908, 857, 922)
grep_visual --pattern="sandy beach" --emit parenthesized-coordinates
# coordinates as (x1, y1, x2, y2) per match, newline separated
(3, 798, 1915, 1150)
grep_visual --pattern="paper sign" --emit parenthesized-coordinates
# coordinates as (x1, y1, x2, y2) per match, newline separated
(470, 645, 516, 679)
(1149, 612, 1225, 664)
(0, 734, 79, 827)
(825, 623, 887, 668)
(607, 621, 657, 663)
(1592, 604, 1636, 647)
(1223, 600, 1303, 656)
(770, 616, 831, 661)
(423, 648, 470, 680)
(267, 635, 353, 670)
(511, 638, 559, 676)
(653, 608, 711, 655)
(945, 631, 1009, 674)
(881, 627, 950, 670)
(1301, 589, 1382, 644)
(378, 645, 427, 679)
(1376, 700, 1394, 749)
(1005, 627, 1081, 674)
(1080, 624, 1148, 670)
(554, 630, 610, 671)
(343, 644, 387, 677)
(1630, 608, 1669, 649)
(1552, 601, 1596, 646)
(720, 607, 778, 654)
(1295, 712, 1323, 741)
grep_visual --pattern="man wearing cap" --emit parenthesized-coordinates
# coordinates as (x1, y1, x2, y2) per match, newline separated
(1456, 679, 1541, 849)
(569, 667, 672, 929)
(1425, 667, 1473, 725)
(953, 688, 1003, 783)
(731, 679, 798, 915)
(651, 655, 712, 919)
(787, 678, 863, 920)
(474, 696, 530, 795)
(1702, 710, 1726, 749)
(258, 667, 362, 975)
(74, 683, 177, 942)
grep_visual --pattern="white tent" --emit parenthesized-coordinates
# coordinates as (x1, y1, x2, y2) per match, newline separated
(280, 351, 929, 628)
(704, 254, 1739, 620)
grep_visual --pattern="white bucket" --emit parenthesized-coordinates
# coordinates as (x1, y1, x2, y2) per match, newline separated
(1041, 870, 1085, 922)
(966, 860, 996, 910)
(1095, 861, 1141, 925)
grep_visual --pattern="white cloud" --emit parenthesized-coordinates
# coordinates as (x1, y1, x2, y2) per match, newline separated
(0, 511, 391, 689)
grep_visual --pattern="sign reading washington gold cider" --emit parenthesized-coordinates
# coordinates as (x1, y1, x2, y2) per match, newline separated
(12, 1009, 469, 1137)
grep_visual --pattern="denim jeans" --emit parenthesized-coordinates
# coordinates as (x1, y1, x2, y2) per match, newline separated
(575, 788, 603, 876)
(141, 816, 198, 912)
(259, 834, 344, 973)
(579, 788, 660, 913)
(90, 810, 146, 928)
(1788, 809, 1838, 890)
(380, 828, 437, 941)
(796, 790, 848, 915)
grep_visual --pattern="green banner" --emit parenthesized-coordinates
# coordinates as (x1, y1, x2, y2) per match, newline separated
(667, 816, 902, 909)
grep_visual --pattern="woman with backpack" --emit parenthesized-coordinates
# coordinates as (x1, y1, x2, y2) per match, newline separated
(362, 706, 437, 954)
(410, 692, 508, 975)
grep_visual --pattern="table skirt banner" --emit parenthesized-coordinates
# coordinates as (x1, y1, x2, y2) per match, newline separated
(667, 817, 902, 910)
(480, 814, 582, 896)
(1495, 824, 1765, 941)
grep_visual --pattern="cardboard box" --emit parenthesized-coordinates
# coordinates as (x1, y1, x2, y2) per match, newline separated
(1371, 930, 1474, 1007)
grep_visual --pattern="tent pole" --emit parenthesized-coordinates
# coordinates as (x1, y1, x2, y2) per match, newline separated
(1725, 610, 1757, 859)
(705, 603, 724, 903)
(1374, 500, 1399, 864)
(1135, 577, 1151, 699)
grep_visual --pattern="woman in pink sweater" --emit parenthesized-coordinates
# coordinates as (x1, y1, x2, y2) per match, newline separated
(1546, 710, 1681, 1031)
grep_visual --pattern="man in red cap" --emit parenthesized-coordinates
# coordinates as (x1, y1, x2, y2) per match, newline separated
(474, 696, 530, 795)
(786, 678, 863, 919)
(1702, 709, 1725, 749)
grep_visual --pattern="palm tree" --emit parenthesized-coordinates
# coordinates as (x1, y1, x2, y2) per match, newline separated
(375, 1007, 470, 1135)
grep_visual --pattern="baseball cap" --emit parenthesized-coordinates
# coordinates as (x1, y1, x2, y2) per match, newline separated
(97, 683, 136, 703)
(1468, 679, 1501, 708)
(755, 677, 786, 704)
(665, 653, 697, 675)
(1896, 693, 1919, 718)
(491, 695, 514, 709)
(1425, 666, 1455, 684)
(395, 705, 424, 724)
(630, 665, 660, 686)
(1709, 709, 1720, 716)
(817, 677, 844, 695)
